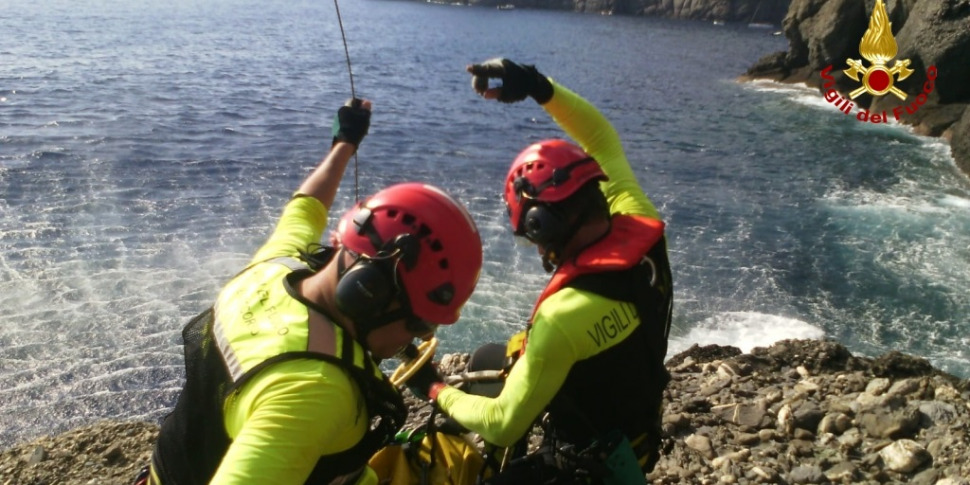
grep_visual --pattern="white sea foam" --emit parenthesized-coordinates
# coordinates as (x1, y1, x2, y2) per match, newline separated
(938, 194, 970, 209)
(824, 190, 949, 216)
(744, 79, 831, 111)
(744, 79, 816, 96)
(669, 311, 826, 356)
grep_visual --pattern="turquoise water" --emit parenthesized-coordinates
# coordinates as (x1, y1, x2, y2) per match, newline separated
(2, 0, 969, 447)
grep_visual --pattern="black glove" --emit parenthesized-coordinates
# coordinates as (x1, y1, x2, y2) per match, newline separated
(467, 58, 554, 104)
(403, 346, 444, 401)
(331, 98, 370, 148)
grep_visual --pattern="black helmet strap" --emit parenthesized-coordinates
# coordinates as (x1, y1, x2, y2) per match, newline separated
(513, 157, 596, 201)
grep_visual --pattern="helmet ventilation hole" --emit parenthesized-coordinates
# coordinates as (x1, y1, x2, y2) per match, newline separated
(417, 224, 432, 239)
(428, 283, 455, 304)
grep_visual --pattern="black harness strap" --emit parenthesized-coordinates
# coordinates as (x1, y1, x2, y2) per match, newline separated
(226, 350, 405, 483)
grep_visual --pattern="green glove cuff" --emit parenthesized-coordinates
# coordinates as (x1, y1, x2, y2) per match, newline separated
(331, 102, 370, 148)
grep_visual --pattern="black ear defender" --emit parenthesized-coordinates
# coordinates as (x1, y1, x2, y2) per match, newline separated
(334, 231, 422, 323)
(522, 203, 569, 248)
(334, 256, 397, 322)
(512, 156, 598, 246)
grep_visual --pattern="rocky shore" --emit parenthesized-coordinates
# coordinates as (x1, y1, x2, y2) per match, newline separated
(456, 0, 790, 24)
(448, 0, 970, 179)
(3, 339, 969, 484)
(743, 0, 970, 176)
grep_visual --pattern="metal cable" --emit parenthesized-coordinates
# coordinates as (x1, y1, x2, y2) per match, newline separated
(333, 0, 359, 201)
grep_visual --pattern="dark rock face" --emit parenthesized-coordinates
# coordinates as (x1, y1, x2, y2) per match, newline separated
(952, 108, 970, 175)
(467, 0, 791, 24)
(870, 0, 970, 137)
(744, 0, 970, 176)
(781, 0, 866, 78)
(893, 0, 970, 104)
(455, 0, 970, 173)
(3, 339, 970, 484)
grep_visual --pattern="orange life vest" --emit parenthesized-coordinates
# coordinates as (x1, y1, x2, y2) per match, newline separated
(529, 213, 665, 323)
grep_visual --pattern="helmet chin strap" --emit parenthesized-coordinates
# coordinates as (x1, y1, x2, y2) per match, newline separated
(355, 308, 410, 348)
(541, 253, 556, 273)
(539, 209, 591, 273)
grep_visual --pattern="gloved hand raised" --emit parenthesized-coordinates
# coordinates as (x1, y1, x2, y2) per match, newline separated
(402, 344, 444, 401)
(467, 58, 554, 104)
(331, 98, 371, 148)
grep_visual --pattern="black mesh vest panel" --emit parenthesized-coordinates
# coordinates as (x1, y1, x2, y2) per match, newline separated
(152, 308, 405, 484)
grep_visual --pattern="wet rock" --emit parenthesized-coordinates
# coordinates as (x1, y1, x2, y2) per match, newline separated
(792, 401, 825, 431)
(4, 339, 970, 484)
(873, 351, 937, 378)
(823, 461, 857, 482)
(857, 406, 921, 439)
(685, 433, 716, 460)
(711, 401, 769, 428)
(951, 104, 970, 176)
(817, 412, 852, 435)
(879, 439, 931, 473)
(789, 464, 825, 484)
(867, 377, 892, 395)
(666, 343, 741, 368)
(918, 401, 959, 427)
(102, 444, 124, 465)
(27, 445, 46, 465)
(937, 478, 970, 485)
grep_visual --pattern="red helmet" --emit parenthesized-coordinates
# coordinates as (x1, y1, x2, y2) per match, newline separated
(336, 183, 482, 325)
(503, 139, 607, 234)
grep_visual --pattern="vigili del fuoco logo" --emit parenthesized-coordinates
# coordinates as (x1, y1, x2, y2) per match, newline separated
(819, 0, 937, 124)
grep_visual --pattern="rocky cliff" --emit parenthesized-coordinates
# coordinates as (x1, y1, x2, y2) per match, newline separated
(744, 0, 970, 176)
(454, 0, 970, 178)
(463, 0, 791, 24)
(3, 340, 970, 484)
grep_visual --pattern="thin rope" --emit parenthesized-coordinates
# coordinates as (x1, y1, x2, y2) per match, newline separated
(333, 0, 359, 201)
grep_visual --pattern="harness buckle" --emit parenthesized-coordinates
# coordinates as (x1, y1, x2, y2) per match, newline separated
(639, 255, 658, 287)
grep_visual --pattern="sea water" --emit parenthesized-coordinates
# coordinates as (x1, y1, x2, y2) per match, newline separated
(2, 0, 969, 447)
